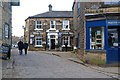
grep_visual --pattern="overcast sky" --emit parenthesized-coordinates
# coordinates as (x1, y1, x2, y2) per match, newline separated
(12, 0, 74, 37)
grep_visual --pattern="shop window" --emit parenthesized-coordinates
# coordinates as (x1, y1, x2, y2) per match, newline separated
(50, 21, 56, 29)
(5, 24, 9, 39)
(35, 37, 42, 47)
(90, 27, 104, 49)
(62, 36, 70, 47)
(62, 20, 70, 30)
(35, 20, 42, 30)
(108, 28, 118, 46)
(0, 28, 2, 40)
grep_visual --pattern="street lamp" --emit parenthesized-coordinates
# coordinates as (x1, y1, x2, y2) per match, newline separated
(22, 25, 26, 42)
(22, 25, 25, 29)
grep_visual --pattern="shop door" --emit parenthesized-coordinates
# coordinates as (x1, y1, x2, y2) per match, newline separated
(107, 26, 120, 63)
(51, 39, 55, 49)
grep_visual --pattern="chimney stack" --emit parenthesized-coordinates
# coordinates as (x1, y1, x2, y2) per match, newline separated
(48, 4, 52, 11)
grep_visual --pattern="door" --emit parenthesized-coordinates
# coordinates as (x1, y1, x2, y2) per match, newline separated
(107, 26, 120, 64)
(51, 39, 55, 49)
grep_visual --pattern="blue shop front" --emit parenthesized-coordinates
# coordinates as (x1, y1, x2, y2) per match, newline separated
(86, 17, 120, 64)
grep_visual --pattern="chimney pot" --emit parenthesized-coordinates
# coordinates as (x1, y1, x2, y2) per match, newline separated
(48, 4, 52, 11)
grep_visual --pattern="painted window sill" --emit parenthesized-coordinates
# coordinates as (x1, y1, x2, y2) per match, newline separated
(49, 29, 56, 30)
(34, 45, 43, 47)
(34, 29, 43, 31)
(62, 45, 71, 47)
(62, 29, 70, 30)
(86, 49, 107, 52)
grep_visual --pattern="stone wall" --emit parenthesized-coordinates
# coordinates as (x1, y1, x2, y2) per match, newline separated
(85, 50, 106, 66)
(77, 50, 106, 66)
(0, 2, 12, 46)
(0, 6, 2, 49)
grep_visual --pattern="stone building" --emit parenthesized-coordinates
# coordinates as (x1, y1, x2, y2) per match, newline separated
(0, 1, 20, 56)
(0, 2, 12, 47)
(73, 0, 120, 64)
(24, 5, 73, 51)
(72, 0, 103, 53)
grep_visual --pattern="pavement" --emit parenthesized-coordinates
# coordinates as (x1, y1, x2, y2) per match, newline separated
(0, 59, 2, 80)
(1, 49, 120, 79)
(41, 51, 120, 79)
(2, 52, 15, 78)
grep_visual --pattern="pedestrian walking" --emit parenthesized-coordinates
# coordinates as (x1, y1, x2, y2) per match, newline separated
(18, 40, 24, 55)
(65, 43, 68, 52)
(23, 42, 28, 55)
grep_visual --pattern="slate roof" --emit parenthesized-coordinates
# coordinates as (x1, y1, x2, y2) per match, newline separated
(26, 11, 73, 20)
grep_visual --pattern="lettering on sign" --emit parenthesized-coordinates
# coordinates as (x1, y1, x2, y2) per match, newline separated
(33, 32, 43, 34)
(108, 20, 120, 25)
(42, 41, 46, 44)
(30, 35, 34, 37)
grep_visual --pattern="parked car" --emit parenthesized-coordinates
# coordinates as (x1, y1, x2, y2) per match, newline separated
(14, 44, 18, 48)
(12, 44, 18, 48)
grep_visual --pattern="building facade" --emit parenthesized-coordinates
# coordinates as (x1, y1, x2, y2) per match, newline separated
(24, 5, 73, 51)
(72, 0, 103, 53)
(73, 0, 120, 64)
(0, 1, 20, 59)
(85, 5, 120, 64)
(0, 2, 12, 48)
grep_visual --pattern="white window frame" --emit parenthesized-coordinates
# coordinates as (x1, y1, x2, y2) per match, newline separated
(35, 36, 43, 47)
(62, 20, 70, 30)
(50, 21, 56, 30)
(0, 28, 2, 40)
(62, 36, 70, 47)
(35, 20, 43, 30)
(5, 24, 9, 39)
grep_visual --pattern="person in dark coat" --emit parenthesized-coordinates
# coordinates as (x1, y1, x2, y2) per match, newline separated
(18, 40, 24, 55)
(65, 42, 68, 52)
(23, 42, 28, 55)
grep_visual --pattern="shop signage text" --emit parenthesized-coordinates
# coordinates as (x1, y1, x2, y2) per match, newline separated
(107, 20, 120, 26)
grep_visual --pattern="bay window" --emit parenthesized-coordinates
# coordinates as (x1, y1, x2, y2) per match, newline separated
(62, 36, 70, 47)
(35, 37, 42, 47)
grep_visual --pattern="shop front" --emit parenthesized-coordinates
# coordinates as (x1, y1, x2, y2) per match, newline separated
(86, 19, 120, 64)
(107, 20, 120, 64)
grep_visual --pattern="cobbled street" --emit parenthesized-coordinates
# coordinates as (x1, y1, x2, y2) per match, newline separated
(2, 49, 115, 78)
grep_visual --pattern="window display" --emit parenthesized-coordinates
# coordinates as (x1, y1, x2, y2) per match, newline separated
(90, 27, 104, 49)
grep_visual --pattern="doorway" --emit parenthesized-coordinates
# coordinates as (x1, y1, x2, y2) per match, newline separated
(51, 39, 55, 49)
(107, 26, 120, 64)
